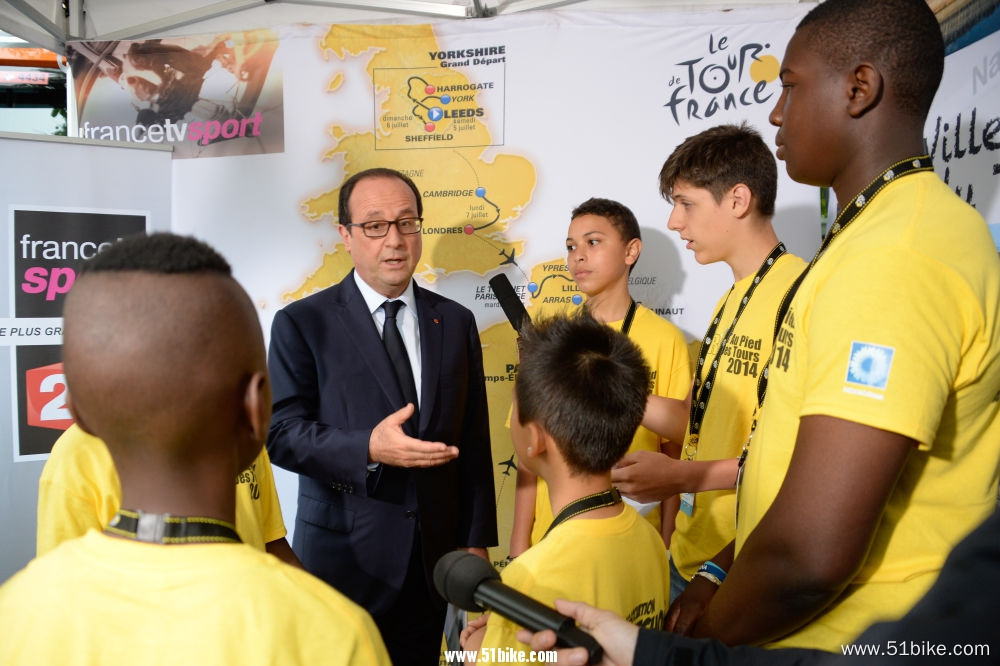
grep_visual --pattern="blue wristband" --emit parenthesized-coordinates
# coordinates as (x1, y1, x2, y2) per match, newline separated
(698, 560, 727, 583)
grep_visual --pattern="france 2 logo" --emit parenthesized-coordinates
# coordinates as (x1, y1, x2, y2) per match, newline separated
(25, 362, 74, 430)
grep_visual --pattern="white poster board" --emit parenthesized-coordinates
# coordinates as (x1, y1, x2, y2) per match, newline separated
(0, 132, 171, 583)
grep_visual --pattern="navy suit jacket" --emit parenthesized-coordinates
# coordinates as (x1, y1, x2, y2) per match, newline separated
(266, 271, 497, 616)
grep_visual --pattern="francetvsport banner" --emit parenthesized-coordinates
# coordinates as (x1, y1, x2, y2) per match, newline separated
(6, 209, 146, 458)
(65, 6, 1000, 568)
(67, 30, 283, 158)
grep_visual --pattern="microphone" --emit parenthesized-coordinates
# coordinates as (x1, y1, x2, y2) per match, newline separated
(434, 551, 603, 664)
(488, 274, 531, 334)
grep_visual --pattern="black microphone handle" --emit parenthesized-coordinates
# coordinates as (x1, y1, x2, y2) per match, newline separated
(488, 274, 530, 334)
(474, 580, 604, 664)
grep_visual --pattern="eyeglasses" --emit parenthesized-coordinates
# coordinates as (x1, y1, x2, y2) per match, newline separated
(347, 217, 423, 238)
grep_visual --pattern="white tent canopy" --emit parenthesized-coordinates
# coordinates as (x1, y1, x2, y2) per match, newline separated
(2, 0, 808, 53)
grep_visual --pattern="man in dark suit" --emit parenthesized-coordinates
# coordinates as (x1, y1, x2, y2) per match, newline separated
(267, 167, 497, 665)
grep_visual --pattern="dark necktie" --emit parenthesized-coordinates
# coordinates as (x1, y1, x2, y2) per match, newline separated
(381, 300, 419, 418)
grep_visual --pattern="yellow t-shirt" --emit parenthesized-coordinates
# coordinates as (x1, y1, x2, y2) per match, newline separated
(37, 424, 287, 555)
(1, 531, 389, 665)
(737, 172, 1000, 649)
(531, 304, 692, 541)
(670, 253, 805, 581)
(481, 504, 669, 652)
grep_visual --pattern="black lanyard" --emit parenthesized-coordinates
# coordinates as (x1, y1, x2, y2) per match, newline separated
(734, 155, 934, 523)
(542, 488, 622, 540)
(684, 243, 787, 459)
(620, 299, 638, 337)
(754, 155, 934, 408)
(106, 509, 242, 545)
(586, 299, 638, 337)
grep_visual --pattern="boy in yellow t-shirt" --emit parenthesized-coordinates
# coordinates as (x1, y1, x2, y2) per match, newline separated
(461, 313, 669, 659)
(609, 124, 805, 602)
(509, 198, 691, 555)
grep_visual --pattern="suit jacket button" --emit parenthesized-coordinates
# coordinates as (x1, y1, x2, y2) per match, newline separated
(405, 511, 417, 519)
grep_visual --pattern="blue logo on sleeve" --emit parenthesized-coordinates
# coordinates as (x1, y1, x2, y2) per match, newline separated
(845, 342, 894, 390)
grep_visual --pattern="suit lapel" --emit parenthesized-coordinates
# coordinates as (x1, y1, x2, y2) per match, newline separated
(415, 285, 442, 435)
(336, 272, 407, 411)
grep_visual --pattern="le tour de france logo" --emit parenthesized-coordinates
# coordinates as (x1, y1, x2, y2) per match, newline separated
(663, 31, 781, 125)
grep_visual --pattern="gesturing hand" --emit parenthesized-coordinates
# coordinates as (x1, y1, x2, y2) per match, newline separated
(368, 404, 459, 467)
